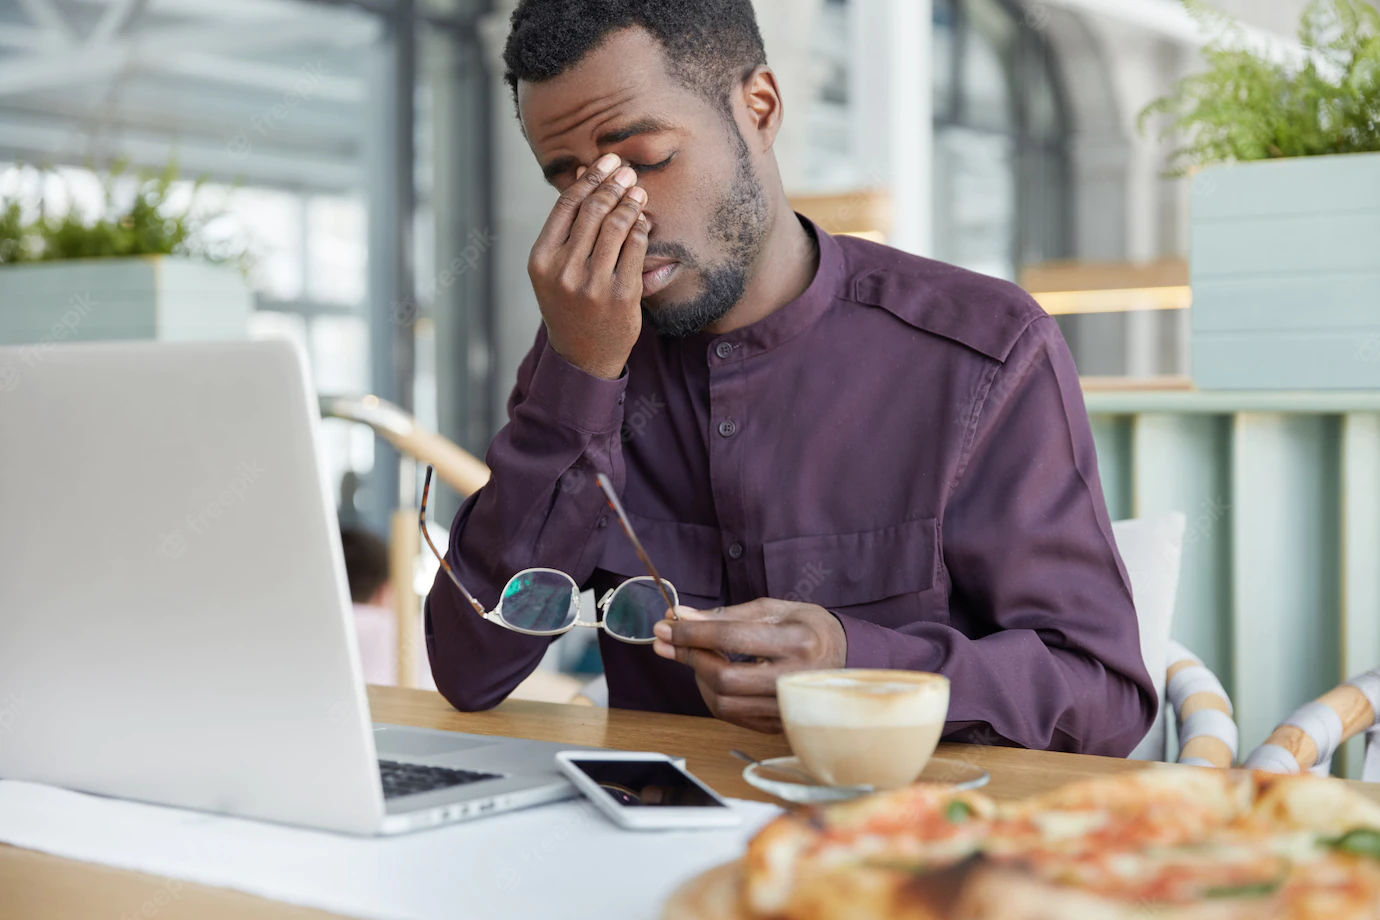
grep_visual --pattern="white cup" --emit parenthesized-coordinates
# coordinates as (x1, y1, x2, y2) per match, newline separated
(777, 669, 951, 789)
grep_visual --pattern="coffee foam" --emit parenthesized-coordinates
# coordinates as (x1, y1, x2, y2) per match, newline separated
(778, 671, 949, 727)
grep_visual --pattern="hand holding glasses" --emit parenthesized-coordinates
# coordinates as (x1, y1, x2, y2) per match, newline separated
(418, 467, 679, 644)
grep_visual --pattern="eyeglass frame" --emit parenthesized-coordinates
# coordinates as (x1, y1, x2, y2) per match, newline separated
(417, 465, 679, 644)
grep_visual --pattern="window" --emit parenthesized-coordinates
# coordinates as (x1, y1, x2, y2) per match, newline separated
(932, 0, 1072, 280)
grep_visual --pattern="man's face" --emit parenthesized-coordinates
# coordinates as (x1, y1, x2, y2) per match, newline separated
(518, 28, 768, 336)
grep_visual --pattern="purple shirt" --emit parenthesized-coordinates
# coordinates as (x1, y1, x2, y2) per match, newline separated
(426, 221, 1157, 756)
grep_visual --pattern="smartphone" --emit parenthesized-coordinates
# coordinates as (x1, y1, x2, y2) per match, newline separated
(555, 750, 741, 830)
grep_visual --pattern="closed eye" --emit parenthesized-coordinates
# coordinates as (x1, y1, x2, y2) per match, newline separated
(631, 153, 676, 174)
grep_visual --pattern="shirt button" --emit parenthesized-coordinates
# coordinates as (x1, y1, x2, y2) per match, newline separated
(597, 515, 609, 529)
(727, 542, 744, 560)
(718, 419, 737, 438)
(617, 392, 625, 405)
(715, 342, 734, 359)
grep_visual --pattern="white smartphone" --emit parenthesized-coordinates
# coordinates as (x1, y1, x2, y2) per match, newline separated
(555, 750, 741, 830)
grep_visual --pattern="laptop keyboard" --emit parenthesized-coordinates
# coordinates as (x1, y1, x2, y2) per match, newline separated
(378, 759, 502, 800)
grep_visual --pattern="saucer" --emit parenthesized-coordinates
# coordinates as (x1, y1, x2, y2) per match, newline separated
(742, 755, 990, 804)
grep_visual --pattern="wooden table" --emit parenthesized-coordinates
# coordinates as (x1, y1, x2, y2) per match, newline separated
(6, 686, 1379, 919)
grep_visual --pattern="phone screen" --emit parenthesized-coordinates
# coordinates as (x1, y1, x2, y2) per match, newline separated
(569, 759, 727, 808)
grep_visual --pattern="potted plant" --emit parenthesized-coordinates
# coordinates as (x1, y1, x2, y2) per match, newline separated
(1142, 0, 1380, 390)
(0, 162, 252, 353)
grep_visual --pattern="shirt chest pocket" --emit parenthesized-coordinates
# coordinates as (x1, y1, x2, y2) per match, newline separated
(762, 518, 940, 622)
(595, 512, 724, 605)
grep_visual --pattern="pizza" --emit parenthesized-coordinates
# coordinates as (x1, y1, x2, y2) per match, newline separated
(730, 768, 1380, 919)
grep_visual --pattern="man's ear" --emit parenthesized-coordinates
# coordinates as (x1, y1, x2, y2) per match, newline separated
(739, 66, 783, 152)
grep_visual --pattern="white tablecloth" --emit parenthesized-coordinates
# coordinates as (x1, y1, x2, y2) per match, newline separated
(0, 781, 779, 919)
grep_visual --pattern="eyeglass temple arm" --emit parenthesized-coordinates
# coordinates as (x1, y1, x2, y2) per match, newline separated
(419, 466, 488, 618)
(595, 472, 678, 618)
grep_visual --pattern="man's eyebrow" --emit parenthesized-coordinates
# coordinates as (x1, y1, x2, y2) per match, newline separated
(539, 118, 679, 182)
(595, 117, 677, 146)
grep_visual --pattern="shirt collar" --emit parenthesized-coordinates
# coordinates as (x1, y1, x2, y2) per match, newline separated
(683, 215, 844, 364)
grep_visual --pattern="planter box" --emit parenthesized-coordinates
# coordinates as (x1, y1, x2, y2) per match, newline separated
(0, 257, 251, 349)
(1191, 151, 1380, 390)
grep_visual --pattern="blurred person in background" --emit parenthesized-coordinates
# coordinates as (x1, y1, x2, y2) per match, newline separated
(340, 528, 397, 686)
(425, 0, 1156, 755)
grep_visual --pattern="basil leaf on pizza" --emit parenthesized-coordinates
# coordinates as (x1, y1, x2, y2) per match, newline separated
(1327, 828, 1380, 860)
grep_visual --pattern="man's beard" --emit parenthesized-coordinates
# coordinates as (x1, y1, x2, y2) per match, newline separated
(642, 129, 769, 338)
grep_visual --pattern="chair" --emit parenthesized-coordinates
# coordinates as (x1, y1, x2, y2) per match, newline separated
(1112, 513, 1184, 762)
(1243, 670, 1380, 780)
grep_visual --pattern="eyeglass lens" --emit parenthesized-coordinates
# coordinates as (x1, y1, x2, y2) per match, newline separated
(604, 578, 679, 642)
(500, 570, 579, 633)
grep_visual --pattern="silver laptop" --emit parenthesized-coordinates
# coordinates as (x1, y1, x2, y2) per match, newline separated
(0, 339, 587, 835)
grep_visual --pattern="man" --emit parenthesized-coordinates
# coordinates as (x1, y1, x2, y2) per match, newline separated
(425, 0, 1157, 755)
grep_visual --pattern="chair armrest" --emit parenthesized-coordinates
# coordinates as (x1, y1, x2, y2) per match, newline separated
(1167, 641, 1238, 768)
(1244, 670, 1380, 775)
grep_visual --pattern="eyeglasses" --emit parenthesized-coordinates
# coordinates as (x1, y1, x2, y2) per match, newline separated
(418, 466, 679, 644)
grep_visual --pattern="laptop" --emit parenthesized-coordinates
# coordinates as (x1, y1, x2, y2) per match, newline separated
(0, 339, 589, 835)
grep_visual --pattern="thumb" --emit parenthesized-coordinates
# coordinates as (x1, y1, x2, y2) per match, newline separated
(672, 604, 715, 621)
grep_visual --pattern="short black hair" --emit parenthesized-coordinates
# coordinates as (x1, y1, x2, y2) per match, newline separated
(339, 527, 390, 605)
(502, 0, 767, 119)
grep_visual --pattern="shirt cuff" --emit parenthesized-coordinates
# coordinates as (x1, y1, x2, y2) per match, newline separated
(524, 341, 629, 435)
(837, 612, 932, 671)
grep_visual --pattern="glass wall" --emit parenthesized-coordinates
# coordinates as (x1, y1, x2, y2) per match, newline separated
(0, 0, 492, 534)
(805, 0, 1072, 280)
(931, 0, 1071, 281)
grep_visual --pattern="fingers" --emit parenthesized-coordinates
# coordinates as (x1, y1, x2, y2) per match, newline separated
(533, 152, 620, 252)
(696, 680, 784, 734)
(565, 165, 638, 258)
(677, 599, 787, 623)
(691, 649, 796, 697)
(653, 636, 792, 698)
(612, 196, 650, 300)
(655, 615, 807, 660)
(592, 184, 646, 277)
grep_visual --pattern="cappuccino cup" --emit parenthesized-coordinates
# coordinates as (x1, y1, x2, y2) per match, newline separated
(777, 669, 950, 790)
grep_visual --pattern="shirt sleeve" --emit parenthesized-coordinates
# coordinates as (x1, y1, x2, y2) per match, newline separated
(835, 316, 1158, 757)
(424, 324, 628, 711)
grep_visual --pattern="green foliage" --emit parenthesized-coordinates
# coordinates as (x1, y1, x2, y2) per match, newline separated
(1140, 0, 1380, 174)
(0, 161, 247, 269)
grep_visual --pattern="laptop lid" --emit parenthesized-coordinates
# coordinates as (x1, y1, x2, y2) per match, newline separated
(0, 340, 384, 834)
